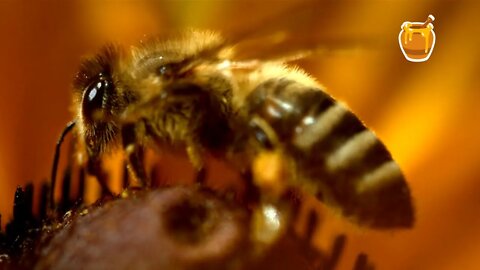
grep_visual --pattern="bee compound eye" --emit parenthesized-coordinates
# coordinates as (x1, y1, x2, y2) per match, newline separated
(82, 76, 112, 120)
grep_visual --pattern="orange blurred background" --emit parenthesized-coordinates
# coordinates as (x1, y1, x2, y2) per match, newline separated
(0, 0, 479, 269)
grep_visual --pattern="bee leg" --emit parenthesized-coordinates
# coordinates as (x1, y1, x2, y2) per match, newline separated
(186, 143, 206, 185)
(252, 150, 290, 200)
(125, 144, 149, 187)
(122, 123, 150, 187)
(194, 167, 207, 185)
(242, 170, 260, 205)
(248, 150, 297, 254)
(250, 200, 291, 255)
(87, 157, 113, 196)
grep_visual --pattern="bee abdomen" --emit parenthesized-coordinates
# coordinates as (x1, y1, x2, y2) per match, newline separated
(293, 101, 413, 228)
(246, 78, 414, 228)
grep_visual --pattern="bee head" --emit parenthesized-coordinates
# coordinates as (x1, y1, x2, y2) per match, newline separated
(73, 45, 135, 159)
(72, 31, 232, 159)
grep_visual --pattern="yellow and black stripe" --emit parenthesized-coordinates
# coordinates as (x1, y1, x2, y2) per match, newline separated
(245, 78, 414, 228)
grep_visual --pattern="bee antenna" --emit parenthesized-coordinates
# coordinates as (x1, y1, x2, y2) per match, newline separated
(50, 120, 76, 210)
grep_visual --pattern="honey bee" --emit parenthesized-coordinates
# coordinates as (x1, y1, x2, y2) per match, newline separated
(55, 28, 413, 234)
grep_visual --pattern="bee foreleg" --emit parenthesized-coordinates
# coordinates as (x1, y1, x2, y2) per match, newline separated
(86, 157, 113, 196)
(122, 122, 150, 187)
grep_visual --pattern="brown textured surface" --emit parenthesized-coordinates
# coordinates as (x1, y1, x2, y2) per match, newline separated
(34, 186, 325, 270)
(36, 187, 249, 270)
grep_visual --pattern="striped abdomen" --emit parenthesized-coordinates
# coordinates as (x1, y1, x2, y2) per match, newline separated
(245, 78, 414, 228)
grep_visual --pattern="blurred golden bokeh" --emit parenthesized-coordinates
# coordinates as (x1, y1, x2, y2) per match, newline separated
(0, 0, 479, 269)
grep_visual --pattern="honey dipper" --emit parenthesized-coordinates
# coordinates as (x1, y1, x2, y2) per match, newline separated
(421, 14, 435, 27)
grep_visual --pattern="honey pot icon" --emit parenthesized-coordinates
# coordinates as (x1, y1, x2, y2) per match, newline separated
(399, 15, 436, 62)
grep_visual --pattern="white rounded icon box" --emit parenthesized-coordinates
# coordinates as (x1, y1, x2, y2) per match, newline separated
(399, 15, 436, 62)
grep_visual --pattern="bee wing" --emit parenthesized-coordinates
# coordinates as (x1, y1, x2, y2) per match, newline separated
(223, 31, 378, 63)
(214, 1, 381, 63)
